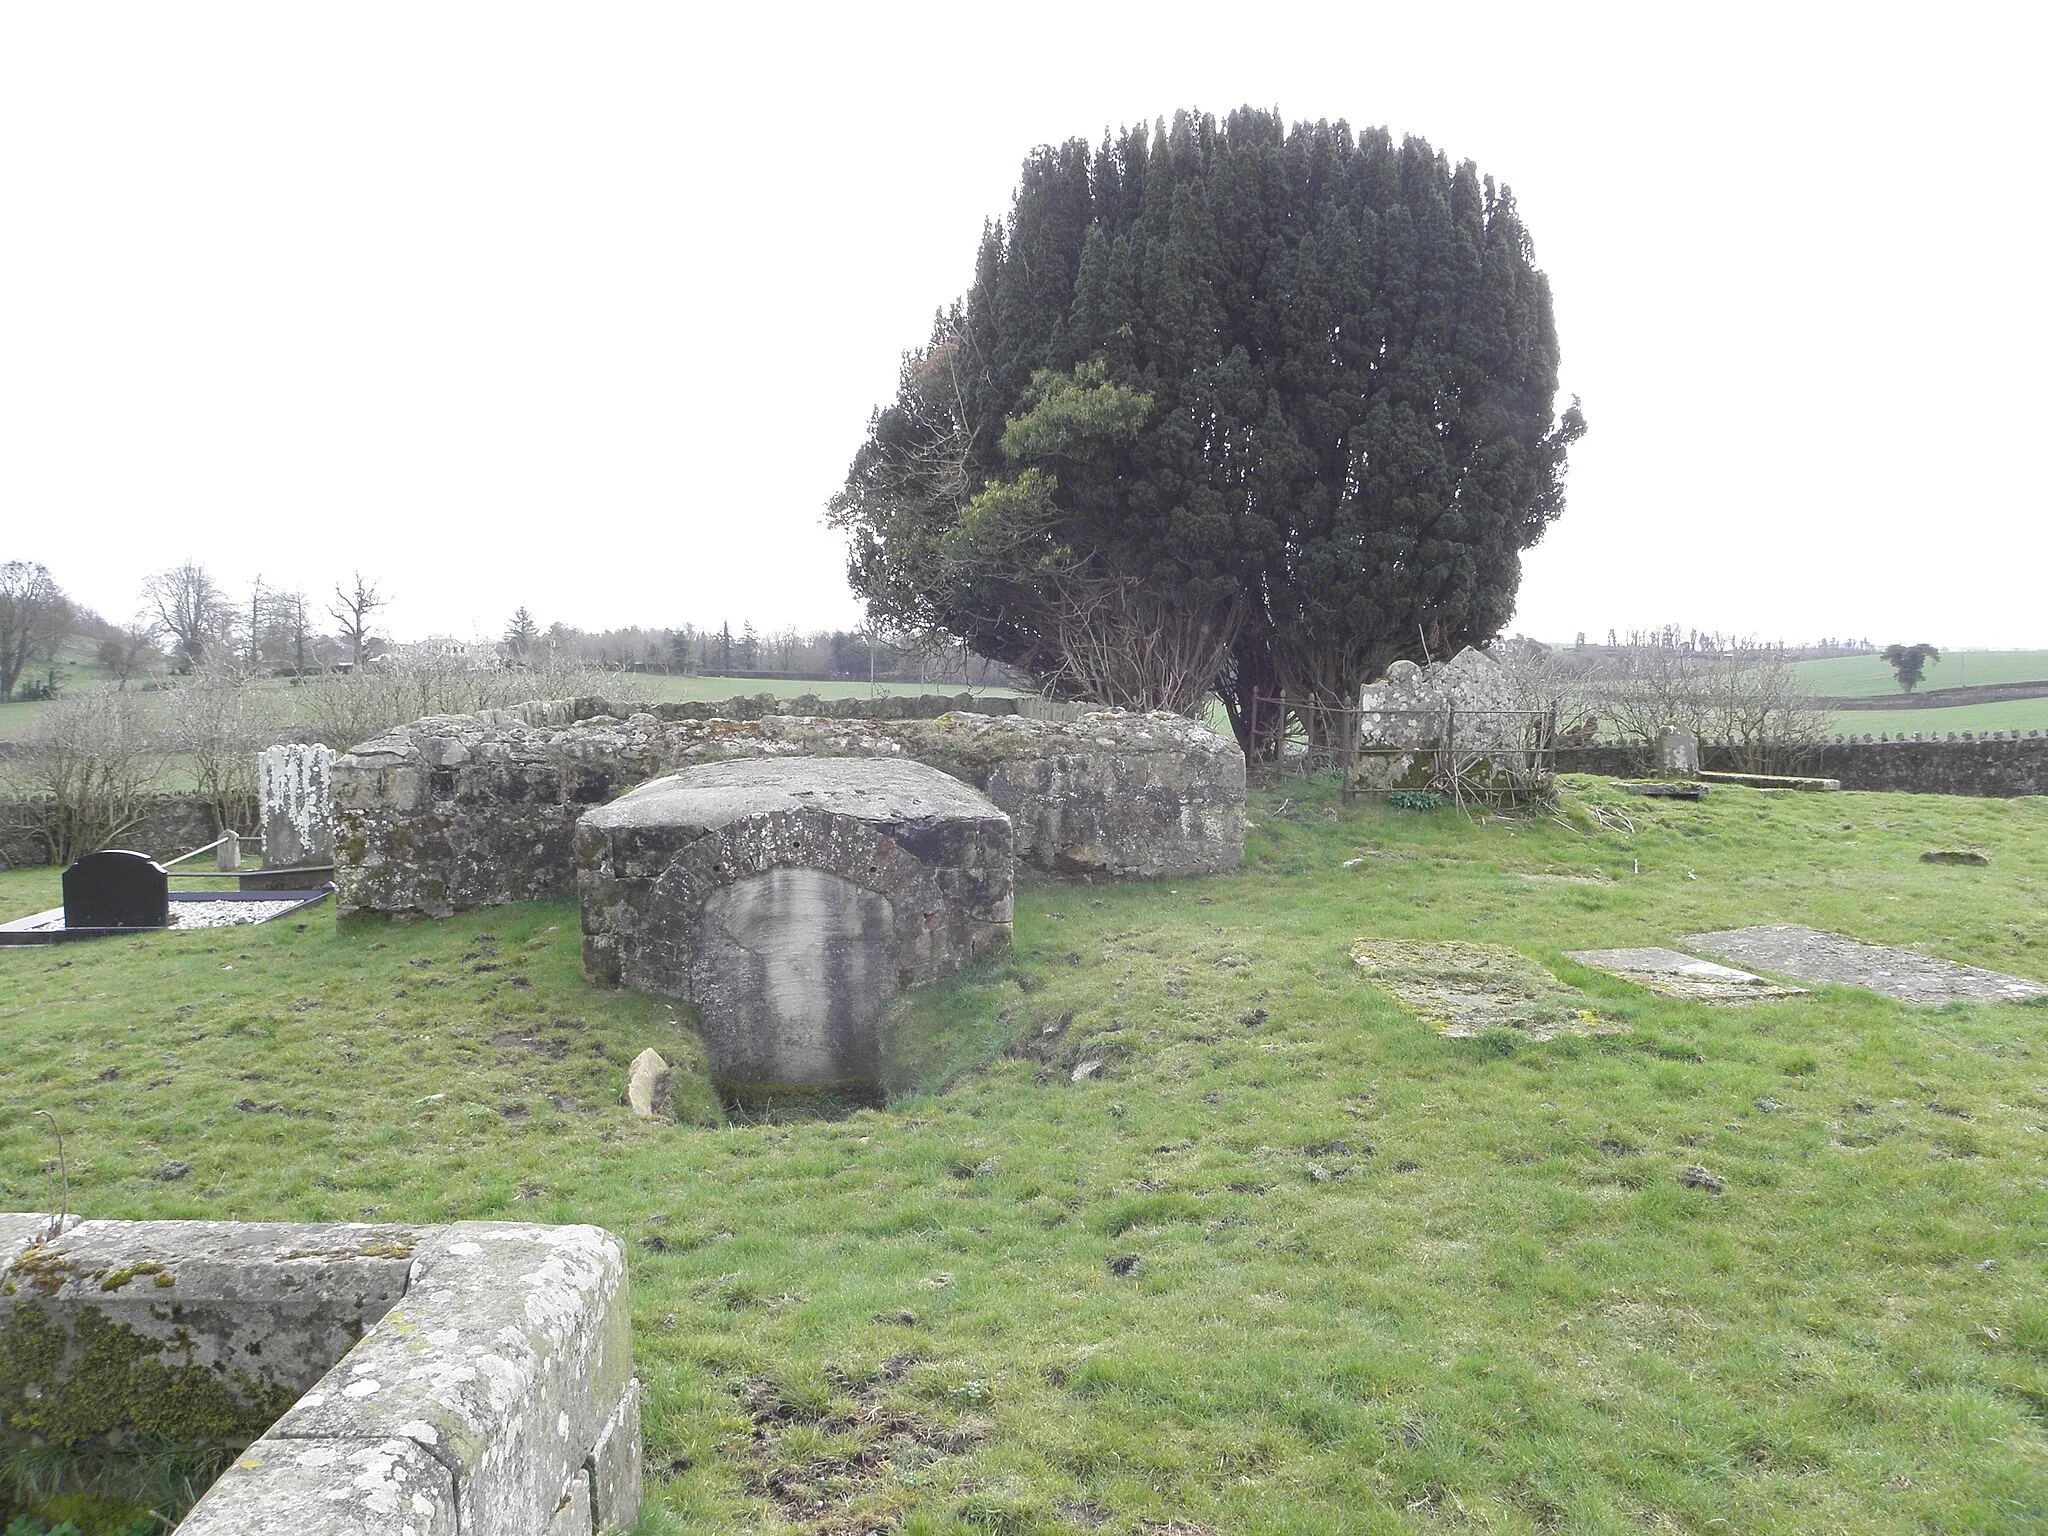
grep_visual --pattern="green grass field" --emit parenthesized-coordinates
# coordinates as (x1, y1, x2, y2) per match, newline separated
(0, 671, 1021, 744)
(5, 777, 2047, 1532)
(1825, 699, 2048, 739)
(626, 674, 1023, 705)
(1795, 650, 2048, 699)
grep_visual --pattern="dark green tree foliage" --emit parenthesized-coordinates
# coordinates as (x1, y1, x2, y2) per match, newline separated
(832, 108, 1584, 748)
(1881, 643, 1940, 693)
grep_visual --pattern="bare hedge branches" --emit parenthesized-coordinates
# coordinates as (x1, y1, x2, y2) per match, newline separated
(291, 651, 616, 749)
(0, 689, 161, 864)
(1530, 641, 1830, 774)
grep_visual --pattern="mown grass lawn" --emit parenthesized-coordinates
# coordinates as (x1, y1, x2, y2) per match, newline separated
(3, 777, 2047, 1533)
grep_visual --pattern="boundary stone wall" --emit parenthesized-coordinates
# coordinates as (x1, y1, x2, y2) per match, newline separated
(0, 793, 249, 872)
(332, 700, 1243, 917)
(1, 1215, 641, 1536)
(1557, 735, 2048, 797)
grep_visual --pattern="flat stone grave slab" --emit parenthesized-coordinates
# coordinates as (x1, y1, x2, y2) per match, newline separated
(1563, 946, 1807, 1003)
(1612, 780, 1708, 800)
(1350, 939, 1624, 1040)
(1686, 924, 2048, 1004)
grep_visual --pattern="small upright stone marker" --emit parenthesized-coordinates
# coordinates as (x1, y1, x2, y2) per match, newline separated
(1655, 724, 1700, 776)
(216, 829, 240, 871)
(625, 1048, 673, 1120)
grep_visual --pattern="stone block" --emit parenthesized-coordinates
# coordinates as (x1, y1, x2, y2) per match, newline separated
(259, 744, 336, 868)
(578, 757, 1013, 1099)
(0, 1220, 421, 1449)
(176, 1437, 457, 1536)
(1, 1218, 641, 1536)
(547, 1463, 592, 1535)
(625, 1047, 673, 1118)
(589, 1376, 643, 1532)
(273, 1222, 634, 1536)
(1654, 724, 1700, 775)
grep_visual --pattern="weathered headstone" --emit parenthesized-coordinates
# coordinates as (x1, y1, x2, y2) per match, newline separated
(1655, 724, 1700, 775)
(578, 758, 1013, 1102)
(62, 850, 169, 930)
(216, 829, 240, 871)
(259, 743, 335, 868)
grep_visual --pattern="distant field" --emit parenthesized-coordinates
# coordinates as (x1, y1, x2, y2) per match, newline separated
(625, 673, 1025, 704)
(1823, 699, 2048, 738)
(0, 672, 1028, 743)
(1794, 650, 2048, 698)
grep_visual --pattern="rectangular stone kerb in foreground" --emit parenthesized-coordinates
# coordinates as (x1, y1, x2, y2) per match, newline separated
(0, 1217, 642, 1535)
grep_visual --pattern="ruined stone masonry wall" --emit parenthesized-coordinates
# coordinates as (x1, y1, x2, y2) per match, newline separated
(333, 700, 1244, 917)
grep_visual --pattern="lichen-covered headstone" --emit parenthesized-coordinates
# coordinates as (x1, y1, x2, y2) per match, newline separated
(1655, 724, 1700, 775)
(259, 744, 335, 868)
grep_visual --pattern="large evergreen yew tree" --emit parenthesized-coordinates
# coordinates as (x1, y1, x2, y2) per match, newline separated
(830, 108, 1583, 752)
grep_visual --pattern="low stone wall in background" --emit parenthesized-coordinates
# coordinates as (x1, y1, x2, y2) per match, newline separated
(1557, 734, 2048, 797)
(0, 793, 248, 872)
(333, 698, 1245, 918)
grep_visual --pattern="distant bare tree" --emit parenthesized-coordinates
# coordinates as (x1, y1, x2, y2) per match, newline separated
(0, 689, 162, 863)
(329, 573, 386, 667)
(0, 561, 74, 701)
(261, 588, 316, 674)
(143, 561, 233, 670)
(1580, 641, 1827, 774)
(163, 660, 284, 833)
(96, 624, 162, 689)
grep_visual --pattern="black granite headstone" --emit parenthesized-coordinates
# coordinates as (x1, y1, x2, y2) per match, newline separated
(63, 850, 169, 930)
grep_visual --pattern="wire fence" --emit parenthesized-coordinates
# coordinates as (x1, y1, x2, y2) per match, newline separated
(1256, 696, 1560, 807)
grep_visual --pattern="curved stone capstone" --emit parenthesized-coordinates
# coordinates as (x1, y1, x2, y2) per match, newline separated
(576, 758, 1014, 1102)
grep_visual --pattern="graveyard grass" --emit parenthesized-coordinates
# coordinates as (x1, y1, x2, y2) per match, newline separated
(4, 777, 2047, 1533)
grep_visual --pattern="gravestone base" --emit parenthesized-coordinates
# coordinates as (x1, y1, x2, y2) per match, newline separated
(577, 757, 1014, 1102)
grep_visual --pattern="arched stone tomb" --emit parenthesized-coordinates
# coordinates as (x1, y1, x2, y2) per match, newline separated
(576, 758, 1013, 1102)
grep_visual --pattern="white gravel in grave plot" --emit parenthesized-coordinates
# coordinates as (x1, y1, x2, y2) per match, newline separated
(167, 899, 309, 929)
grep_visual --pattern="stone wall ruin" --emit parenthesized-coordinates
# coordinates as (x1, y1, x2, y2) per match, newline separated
(331, 699, 1244, 918)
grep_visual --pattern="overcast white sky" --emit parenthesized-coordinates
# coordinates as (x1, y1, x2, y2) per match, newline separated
(3, 4, 2042, 649)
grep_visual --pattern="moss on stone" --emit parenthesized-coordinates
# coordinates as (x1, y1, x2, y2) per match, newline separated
(1, 1302, 298, 1450)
